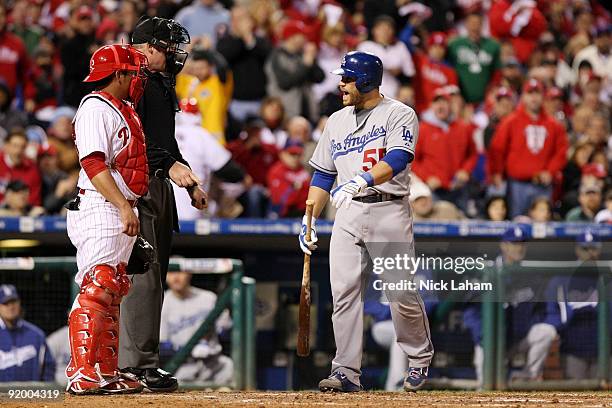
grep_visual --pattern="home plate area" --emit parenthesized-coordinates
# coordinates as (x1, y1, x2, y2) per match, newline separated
(6, 391, 612, 408)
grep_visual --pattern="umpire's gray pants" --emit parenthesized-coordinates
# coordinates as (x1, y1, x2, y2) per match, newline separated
(329, 197, 433, 386)
(119, 177, 175, 369)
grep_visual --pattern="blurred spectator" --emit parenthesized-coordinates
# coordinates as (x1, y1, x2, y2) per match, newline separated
(582, 113, 609, 149)
(410, 180, 464, 221)
(483, 87, 515, 149)
(569, 105, 592, 142)
(46, 323, 69, 386)
(24, 45, 61, 114)
(267, 140, 310, 218)
(173, 99, 247, 220)
(47, 106, 79, 177)
(96, 18, 120, 45)
(176, 49, 229, 142)
(527, 196, 553, 223)
(484, 195, 508, 221)
(572, 25, 611, 82)
(396, 84, 416, 108)
(259, 96, 287, 147)
(412, 88, 478, 211)
(175, 0, 230, 45)
(543, 87, 568, 130)
(227, 116, 278, 217)
(0, 129, 42, 206)
(9, 0, 44, 55)
(247, 0, 277, 38)
(59, 5, 96, 107)
(357, 15, 415, 99)
(217, 5, 271, 122)
(285, 116, 311, 145)
(495, 57, 523, 95)
(265, 20, 325, 121)
(565, 182, 602, 222)
(488, 0, 547, 63)
(39, 145, 75, 215)
(0, 180, 45, 216)
(489, 79, 568, 218)
(118, 0, 142, 42)
(160, 269, 233, 386)
(595, 191, 612, 224)
(412, 31, 458, 113)
(447, 13, 501, 104)
(463, 227, 560, 387)
(561, 140, 595, 214)
(0, 4, 30, 97)
(312, 24, 347, 105)
(285, 116, 316, 167)
(0, 82, 28, 140)
(0, 284, 55, 382)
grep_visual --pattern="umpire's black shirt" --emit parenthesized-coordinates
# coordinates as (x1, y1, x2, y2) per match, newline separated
(137, 72, 189, 232)
(137, 72, 190, 177)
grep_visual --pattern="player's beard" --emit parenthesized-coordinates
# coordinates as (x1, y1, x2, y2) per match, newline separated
(342, 89, 361, 107)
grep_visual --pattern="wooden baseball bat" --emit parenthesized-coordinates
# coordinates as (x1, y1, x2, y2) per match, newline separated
(297, 199, 314, 357)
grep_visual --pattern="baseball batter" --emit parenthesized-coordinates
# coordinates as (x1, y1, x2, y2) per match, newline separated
(65, 44, 149, 395)
(299, 51, 433, 392)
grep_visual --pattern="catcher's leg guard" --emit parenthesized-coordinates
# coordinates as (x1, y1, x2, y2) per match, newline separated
(67, 264, 123, 395)
(98, 263, 142, 394)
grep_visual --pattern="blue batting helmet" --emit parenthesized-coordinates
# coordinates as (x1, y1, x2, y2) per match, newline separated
(332, 51, 383, 93)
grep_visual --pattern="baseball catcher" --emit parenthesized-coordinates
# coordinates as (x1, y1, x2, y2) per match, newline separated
(65, 44, 149, 394)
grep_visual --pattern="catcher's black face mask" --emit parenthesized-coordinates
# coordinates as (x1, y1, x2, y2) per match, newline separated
(132, 16, 190, 76)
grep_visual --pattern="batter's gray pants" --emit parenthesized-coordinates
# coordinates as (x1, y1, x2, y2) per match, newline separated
(329, 197, 433, 386)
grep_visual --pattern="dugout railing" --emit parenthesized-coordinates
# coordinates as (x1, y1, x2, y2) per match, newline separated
(479, 260, 612, 391)
(0, 257, 256, 391)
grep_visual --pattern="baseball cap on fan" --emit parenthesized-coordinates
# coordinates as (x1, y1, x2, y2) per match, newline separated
(432, 87, 451, 101)
(495, 86, 514, 100)
(427, 32, 447, 48)
(283, 139, 304, 155)
(522, 78, 544, 93)
(0, 284, 19, 304)
(75, 5, 93, 20)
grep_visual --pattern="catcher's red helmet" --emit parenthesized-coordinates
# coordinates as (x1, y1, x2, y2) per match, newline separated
(84, 44, 147, 83)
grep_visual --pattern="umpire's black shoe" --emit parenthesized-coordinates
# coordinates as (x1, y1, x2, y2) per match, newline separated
(120, 368, 178, 393)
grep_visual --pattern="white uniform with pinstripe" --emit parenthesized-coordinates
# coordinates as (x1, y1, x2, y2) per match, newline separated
(67, 96, 139, 286)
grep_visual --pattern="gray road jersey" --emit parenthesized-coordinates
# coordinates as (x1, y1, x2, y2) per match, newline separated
(309, 96, 418, 197)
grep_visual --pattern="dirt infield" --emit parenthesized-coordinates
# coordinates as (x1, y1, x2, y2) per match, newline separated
(4, 391, 612, 408)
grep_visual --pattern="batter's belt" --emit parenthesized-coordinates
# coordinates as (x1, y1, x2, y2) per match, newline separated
(352, 193, 404, 203)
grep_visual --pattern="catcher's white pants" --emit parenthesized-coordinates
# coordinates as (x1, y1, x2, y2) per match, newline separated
(67, 190, 137, 286)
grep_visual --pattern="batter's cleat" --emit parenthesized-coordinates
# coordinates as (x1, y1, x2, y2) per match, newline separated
(403, 367, 429, 392)
(318, 372, 362, 392)
(120, 367, 178, 392)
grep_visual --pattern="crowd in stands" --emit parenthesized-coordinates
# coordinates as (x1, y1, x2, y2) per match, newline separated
(0, 0, 610, 222)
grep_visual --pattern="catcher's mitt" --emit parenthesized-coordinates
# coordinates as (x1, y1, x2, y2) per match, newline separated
(126, 235, 156, 274)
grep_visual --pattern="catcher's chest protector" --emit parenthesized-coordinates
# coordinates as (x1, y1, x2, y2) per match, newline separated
(95, 91, 149, 196)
